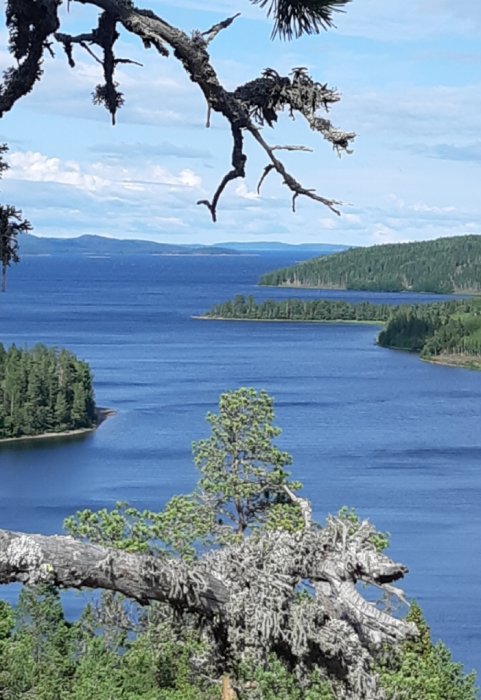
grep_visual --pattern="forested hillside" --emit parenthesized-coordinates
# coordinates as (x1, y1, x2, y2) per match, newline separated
(259, 235, 481, 294)
(0, 344, 96, 439)
(378, 299, 481, 363)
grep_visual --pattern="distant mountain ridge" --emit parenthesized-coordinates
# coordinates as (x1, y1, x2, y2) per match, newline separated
(259, 235, 481, 294)
(217, 241, 350, 253)
(19, 234, 237, 256)
(19, 235, 350, 256)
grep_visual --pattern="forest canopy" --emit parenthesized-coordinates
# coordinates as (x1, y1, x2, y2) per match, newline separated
(204, 295, 392, 323)
(378, 299, 481, 361)
(259, 235, 481, 294)
(0, 344, 96, 439)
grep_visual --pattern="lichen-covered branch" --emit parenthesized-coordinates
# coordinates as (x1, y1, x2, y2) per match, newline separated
(0, 0, 60, 117)
(0, 0, 355, 220)
(0, 509, 417, 699)
(0, 528, 228, 616)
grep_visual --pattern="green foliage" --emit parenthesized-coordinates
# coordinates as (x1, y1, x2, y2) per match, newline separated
(259, 235, 481, 294)
(337, 506, 390, 552)
(250, 0, 352, 40)
(206, 295, 391, 323)
(378, 603, 478, 700)
(64, 497, 215, 560)
(193, 387, 301, 538)
(67, 388, 302, 554)
(0, 144, 32, 292)
(239, 656, 334, 699)
(377, 298, 481, 360)
(0, 343, 96, 439)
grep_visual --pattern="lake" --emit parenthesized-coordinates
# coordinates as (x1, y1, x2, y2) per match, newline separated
(1, 252, 480, 678)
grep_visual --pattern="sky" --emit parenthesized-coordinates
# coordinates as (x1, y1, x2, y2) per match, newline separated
(0, 0, 480, 246)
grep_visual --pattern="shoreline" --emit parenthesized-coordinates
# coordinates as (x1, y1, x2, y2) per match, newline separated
(423, 354, 481, 371)
(198, 316, 481, 371)
(379, 343, 481, 372)
(258, 283, 481, 296)
(193, 315, 385, 326)
(0, 407, 116, 446)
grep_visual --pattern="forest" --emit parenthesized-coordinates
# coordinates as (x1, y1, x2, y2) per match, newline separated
(259, 235, 481, 294)
(0, 344, 96, 439)
(204, 295, 392, 323)
(378, 299, 481, 361)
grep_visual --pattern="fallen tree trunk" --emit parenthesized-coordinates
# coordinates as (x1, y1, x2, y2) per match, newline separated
(0, 519, 417, 700)
(0, 528, 228, 616)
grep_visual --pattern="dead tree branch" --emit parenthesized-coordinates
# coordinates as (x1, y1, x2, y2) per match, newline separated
(0, 0, 355, 219)
(0, 512, 416, 700)
(0, 528, 227, 616)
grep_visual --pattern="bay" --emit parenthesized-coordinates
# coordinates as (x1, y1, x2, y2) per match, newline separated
(0, 252, 480, 678)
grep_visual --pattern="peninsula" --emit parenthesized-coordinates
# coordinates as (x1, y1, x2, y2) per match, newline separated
(202, 296, 481, 370)
(202, 295, 391, 324)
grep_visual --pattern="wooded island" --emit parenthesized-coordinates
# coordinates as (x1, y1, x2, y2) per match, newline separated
(259, 235, 481, 294)
(0, 344, 96, 440)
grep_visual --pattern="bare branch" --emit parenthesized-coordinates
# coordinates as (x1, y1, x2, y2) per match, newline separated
(250, 126, 342, 214)
(115, 57, 143, 67)
(0, 0, 60, 118)
(197, 125, 246, 222)
(200, 13, 241, 44)
(271, 144, 313, 152)
(1, 0, 354, 218)
(257, 164, 275, 194)
(283, 484, 312, 528)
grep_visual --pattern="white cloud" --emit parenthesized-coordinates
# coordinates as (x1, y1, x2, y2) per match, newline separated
(7, 151, 110, 192)
(235, 183, 260, 201)
(6, 150, 203, 195)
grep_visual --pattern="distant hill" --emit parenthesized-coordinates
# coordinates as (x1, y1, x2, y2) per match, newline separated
(259, 235, 481, 294)
(218, 241, 350, 253)
(19, 234, 239, 256)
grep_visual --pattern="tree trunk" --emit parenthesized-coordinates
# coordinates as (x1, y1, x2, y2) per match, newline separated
(0, 528, 228, 616)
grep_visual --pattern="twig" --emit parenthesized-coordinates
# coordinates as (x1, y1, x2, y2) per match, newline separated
(271, 145, 313, 152)
(197, 125, 246, 222)
(283, 485, 312, 529)
(257, 164, 274, 194)
(249, 126, 342, 215)
(201, 13, 241, 44)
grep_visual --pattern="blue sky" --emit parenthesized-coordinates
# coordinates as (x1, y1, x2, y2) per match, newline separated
(0, 0, 480, 246)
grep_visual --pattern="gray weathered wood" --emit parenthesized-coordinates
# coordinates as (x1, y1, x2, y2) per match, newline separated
(0, 528, 228, 616)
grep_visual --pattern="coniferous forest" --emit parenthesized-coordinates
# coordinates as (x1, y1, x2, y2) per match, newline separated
(205, 295, 391, 323)
(0, 344, 96, 439)
(259, 235, 481, 294)
(378, 299, 481, 360)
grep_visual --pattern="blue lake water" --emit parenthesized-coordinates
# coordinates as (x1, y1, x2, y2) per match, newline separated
(0, 252, 480, 679)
